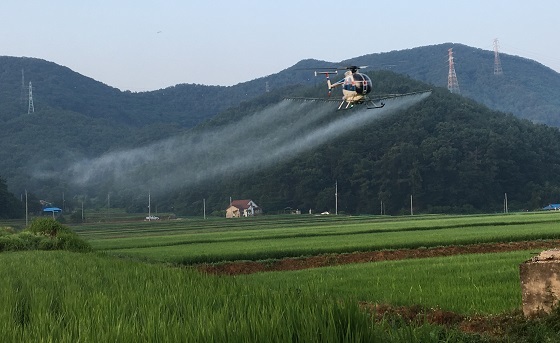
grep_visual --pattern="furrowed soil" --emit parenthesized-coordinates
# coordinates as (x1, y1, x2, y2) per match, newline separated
(197, 239, 560, 275)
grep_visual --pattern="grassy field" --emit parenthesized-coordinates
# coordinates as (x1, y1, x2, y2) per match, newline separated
(70, 211, 560, 316)
(242, 250, 533, 315)
(3, 211, 560, 341)
(73, 212, 560, 264)
(0, 251, 471, 342)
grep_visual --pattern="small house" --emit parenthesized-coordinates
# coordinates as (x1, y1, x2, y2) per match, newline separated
(226, 199, 261, 218)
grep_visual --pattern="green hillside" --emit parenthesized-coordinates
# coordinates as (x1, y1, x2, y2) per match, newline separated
(342, 43, 560, 126)
(1, 43, 560, 217)
(162, 72, 560, 215)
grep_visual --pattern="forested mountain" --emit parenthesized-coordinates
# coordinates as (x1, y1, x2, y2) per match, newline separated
(0, 56, 266, 128)
(0, 43, 560, 216)
(0, 177, 22, 218)
(342, 44, 560, 126)
(164, 73, 560, 215)
(2, 43, 559, 129)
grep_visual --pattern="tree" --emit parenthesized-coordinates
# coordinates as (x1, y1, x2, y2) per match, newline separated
(0, 177, 23, 219)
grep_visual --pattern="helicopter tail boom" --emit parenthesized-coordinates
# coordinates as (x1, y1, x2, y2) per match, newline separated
(315, 70, 338, 95)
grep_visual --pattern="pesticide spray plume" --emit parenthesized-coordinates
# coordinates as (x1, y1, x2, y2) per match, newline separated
(41, 91, 431, 196)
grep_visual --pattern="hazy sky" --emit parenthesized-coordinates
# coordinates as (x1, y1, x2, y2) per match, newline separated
(2, 1, 559, 91)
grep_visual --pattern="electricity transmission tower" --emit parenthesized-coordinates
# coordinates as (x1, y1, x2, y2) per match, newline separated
(28, 81, 35, 114)
(493, 38, 503, 75)
(447, 48, 460, 94)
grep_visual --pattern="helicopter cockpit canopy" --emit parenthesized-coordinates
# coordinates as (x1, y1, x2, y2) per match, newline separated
(344, 72, 372, 95)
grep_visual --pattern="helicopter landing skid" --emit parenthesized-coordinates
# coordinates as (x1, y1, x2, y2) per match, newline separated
(366, 101, 385, 109)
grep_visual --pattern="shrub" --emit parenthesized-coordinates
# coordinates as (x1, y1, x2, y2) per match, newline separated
(0, 235, 26, 251)
(26, 218, 71, 237)
(37, 236, 59, 251)
(17, 232, 42, 250)
(0, 227, 16, 236)
(0, 217, 94, 253)
(58, 233, 92, 253)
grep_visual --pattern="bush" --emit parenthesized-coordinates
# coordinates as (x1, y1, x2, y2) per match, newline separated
(37, 236, 59, 251)
(26, 218, 72, 237)
(0, 217, 94, 253)
(0, 235, 25, 251)
(17, 232, 42, 249)
(0, 227, 16, 236)
(57, 233, 92, 253)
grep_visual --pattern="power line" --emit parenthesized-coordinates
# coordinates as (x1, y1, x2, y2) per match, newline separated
(499, 42, 560, 70)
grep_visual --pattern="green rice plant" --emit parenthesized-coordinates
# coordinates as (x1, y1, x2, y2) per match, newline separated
(242, 250, 534, 315)
(77, 211, 560, 246)
(11, 279, 31, 329)
(0, 251, 492, 342)
(104, 219, 560, 264)
(68, 211, 560, 265)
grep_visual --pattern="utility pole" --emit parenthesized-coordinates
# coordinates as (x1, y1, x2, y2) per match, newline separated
(148, 191, 151, 220)
(335, 180, 338, 215)
(410, 195, 414, 215)
(493, 38, 504, 75)
(504, 193, 508, 213)
(203, 198, 206, 219)
(447, 48, 460, 94)
(25, 190, 28, 227)
(107, 193, 110, 221)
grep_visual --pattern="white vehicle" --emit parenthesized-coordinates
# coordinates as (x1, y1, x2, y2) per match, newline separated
(145, 215, 160, 220)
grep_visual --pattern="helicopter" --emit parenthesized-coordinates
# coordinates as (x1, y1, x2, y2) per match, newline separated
(314, 65, 385, 110)
(289, 65, 430, 110)
(287, 66, 384, 110)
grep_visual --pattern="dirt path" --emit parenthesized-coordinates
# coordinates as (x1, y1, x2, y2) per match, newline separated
(197, 239, 560, 275)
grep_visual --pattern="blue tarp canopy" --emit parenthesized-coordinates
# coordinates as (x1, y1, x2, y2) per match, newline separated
(43, 207, 62, 213)
(542, 204, 560, 210)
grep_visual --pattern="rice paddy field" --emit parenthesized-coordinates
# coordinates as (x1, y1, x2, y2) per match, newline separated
(3, 211, 560, 341)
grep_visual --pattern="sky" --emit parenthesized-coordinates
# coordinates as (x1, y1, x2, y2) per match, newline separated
(2, 1, 559, 92)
